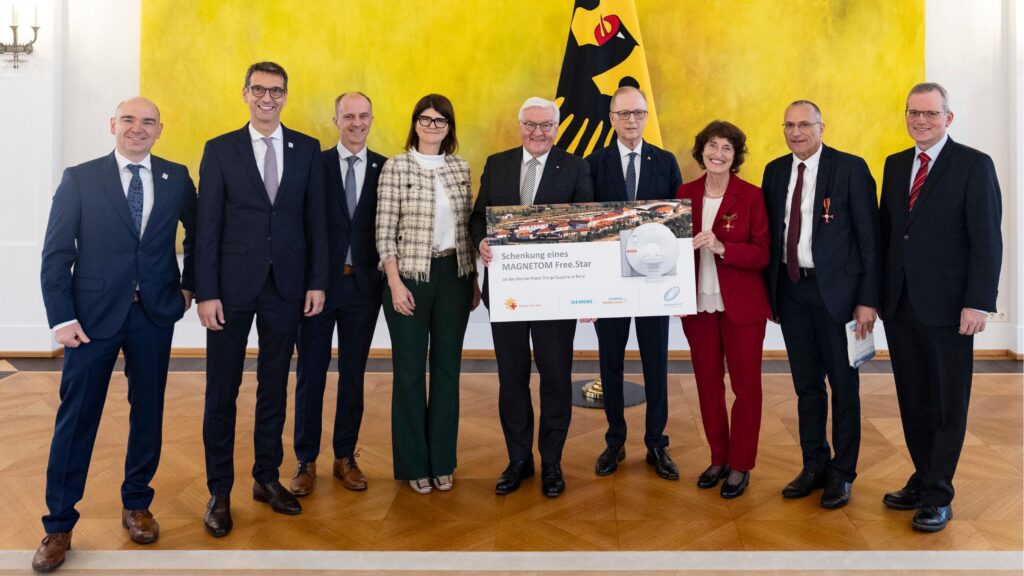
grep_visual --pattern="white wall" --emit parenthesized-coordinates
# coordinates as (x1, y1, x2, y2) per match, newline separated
(1, 0, 1020, 355)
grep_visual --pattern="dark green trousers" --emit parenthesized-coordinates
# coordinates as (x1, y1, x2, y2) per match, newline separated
(383, 255, 473, 480)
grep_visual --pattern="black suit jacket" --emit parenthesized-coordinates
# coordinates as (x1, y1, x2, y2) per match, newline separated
(195, 124, 328, 306)
(762, 144, 881, 323)
(469, 146, 594, 307)
(321, 147, 387, 309)
(879, 138, 1002, 326)
(41, 153, 196, 339)
(585, 140, 682, 203)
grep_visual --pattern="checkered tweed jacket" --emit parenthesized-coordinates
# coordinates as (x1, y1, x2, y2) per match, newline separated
(375, 151, 476, 282)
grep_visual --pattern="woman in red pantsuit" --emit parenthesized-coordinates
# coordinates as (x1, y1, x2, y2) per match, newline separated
(677, 121, 772, 499)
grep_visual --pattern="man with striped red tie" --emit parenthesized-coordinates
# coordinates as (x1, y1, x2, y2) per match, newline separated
(879, 82, 1002, 532)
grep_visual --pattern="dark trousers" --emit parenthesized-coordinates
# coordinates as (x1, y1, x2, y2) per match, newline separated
(203, 272, 302, 495)
(779, 275, 861, 482)
(681, 311, 766, 472)
(885, 287, 973, 506)
(595, 315, 669, 449)
(382, 256, 472, 480)
(490, 318, 577, 464)
(43, 302, 173, 533)
(294, 275, 381, 462)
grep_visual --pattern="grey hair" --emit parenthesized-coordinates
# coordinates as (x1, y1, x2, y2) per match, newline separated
(908, 82, 950, 112)
(788, 99, 822, 121)
(518, 97, 560, 125)
(610, 86, 648, 111)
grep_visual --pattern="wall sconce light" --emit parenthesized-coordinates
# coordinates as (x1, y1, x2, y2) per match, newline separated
(1, 4, 40, 69)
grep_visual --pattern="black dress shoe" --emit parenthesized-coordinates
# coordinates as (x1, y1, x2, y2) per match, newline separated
(913, 505, 952, 532)
(720, 471, 749, 499)
(646, 448, 679, 480)
(781, 469, 826, 499)
(495, 458, 534, 495)
(253, 480, 301, 515)
(883, 485, 922, 510)
(697, 465, 731, 489)
(541, 462, 565, 497)
(821, 477, 852, 509)
(204, 493, 232, 538)
(595, 445, 625, 476)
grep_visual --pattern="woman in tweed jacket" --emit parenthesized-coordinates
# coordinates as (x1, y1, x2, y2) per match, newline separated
(376, 94, 480, 494)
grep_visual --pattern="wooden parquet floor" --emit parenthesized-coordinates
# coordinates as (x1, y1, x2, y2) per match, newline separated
(0, 369, 1020, 557)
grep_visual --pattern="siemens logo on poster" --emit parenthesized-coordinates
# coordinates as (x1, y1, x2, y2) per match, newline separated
(570, 298, 593, 305)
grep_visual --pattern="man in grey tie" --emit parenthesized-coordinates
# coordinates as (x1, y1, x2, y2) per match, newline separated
(290, 92, 387, 496)
(195, 61, 328, 536)
(469, 97, 594, 497)
(582, 86, 683, 481)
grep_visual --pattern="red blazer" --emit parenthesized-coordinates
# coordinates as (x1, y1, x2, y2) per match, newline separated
(676, 173, 772, 325)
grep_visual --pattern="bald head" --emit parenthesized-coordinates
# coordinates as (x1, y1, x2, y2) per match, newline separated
(110, 97, 163, 162)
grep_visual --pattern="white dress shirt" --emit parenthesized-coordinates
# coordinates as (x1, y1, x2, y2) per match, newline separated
(617, 138, 643, 195)
(909, 133, 948, 193)
(410, 149, 456, 251)
(520, 147, 550, 205)
(249, 123, 284, 185)
(114, 150, 155, 237)
(337, 144, 368, 205)
(782, 144, 822, 268)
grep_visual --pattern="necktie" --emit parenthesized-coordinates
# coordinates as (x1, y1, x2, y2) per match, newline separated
(345, 155, 359, 217)
(126, 164, 144, 236)
(625, 152, 638, 201)
(786, 162, 806, 283)
(262, 136, 279, 205)
(521, 158, 540, 206)
(908, 152, 930, 212)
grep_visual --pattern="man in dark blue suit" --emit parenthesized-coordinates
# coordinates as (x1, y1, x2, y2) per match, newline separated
(879, 83, 1002, 532)
(763, 100, 880, 510)
(196, 62, 328, 536)
(583, 86, 682, 481)
(289, 92, 386, 496)
(35, 97, 196, 572)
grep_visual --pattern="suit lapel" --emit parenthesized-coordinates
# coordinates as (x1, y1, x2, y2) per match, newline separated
(100, 153, 139, 239)
(908, 139, 956, 227)
(354, 153, 381, 221)
(811, 145, 833, 237)
(533, 148, 563, 205)
(144, 156, 174, 244)
(691, 175, 706, 234)
(504, 148, 524, 205)
(773, 155, 793, 244)
(326, 150, 349, 220)
(636, 142, 656, 200)
(715, 174, 743, 228)
(277, 125, 298, 206)
(234, 125, 271, 207)
(604, 146, 627, 200)
(893, 148, 914, 225)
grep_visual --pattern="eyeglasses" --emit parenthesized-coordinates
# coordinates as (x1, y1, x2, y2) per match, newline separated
(520, 121, 557, 133)
(906, 109, 946, 120)
(611, 109, 648, 120)
(782, 121, 821, 131)
(247, 85, 287, 99)
(417, 115, 449, 128)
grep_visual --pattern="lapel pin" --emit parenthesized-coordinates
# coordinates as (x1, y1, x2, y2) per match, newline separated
(372, 163, 378, 169)
(287, 142, 294, 149)
(161, 173, 169, 180)
(555, 165, 561, 170)
(721, 213, 738, 231)
(646, 156, 652, 161)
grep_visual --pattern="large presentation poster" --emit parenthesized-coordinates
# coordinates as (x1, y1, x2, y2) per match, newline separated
(486, 200, 695, 322)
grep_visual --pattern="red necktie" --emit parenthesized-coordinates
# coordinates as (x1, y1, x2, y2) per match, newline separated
(908, 152, 930, 212)
(786, 162, 806, 283)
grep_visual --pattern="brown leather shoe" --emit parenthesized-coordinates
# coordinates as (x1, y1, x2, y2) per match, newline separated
(31, 532, 71, 573)
(121, 508, 159, 544)
(290, 460, 316, 496)
(334, 456, 368, 491)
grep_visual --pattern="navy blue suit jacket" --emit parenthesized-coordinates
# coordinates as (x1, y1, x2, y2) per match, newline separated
(585, 140, 682, 203)
(321, 147, 387, 309)
(763, 144, 881, 323)
(879, 138, 1002, 326)
(41, 152, 197, 339)
(195, 124, 328, 305)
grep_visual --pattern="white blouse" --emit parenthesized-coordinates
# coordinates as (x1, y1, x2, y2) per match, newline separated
(697, 194, 725, 313)
(410, 148, 456, 252)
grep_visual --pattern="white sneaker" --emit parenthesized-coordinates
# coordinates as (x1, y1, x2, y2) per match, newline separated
(432, 474, 454, 491)
(409, 478, 432, 494)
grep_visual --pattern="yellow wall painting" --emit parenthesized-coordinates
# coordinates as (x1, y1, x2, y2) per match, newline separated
(142, 0, 923, 194)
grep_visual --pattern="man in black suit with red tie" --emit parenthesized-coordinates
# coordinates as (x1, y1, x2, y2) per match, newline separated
(289, 92, 386, 496)
(469, 97, 594, 498)
(196, 62, 328, 536)
(583, 87, 682, 480)
(879, 83, 1002, 532)
(763, 100, 880, 510)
